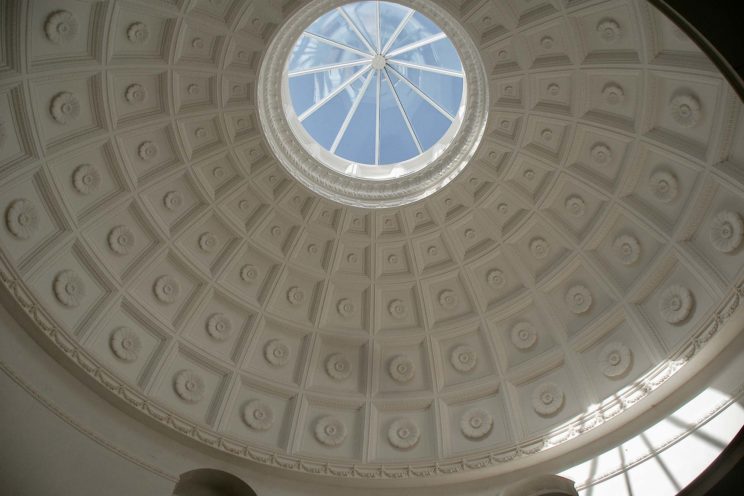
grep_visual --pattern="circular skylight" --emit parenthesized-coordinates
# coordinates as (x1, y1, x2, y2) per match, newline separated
(284, 1, 467, 180)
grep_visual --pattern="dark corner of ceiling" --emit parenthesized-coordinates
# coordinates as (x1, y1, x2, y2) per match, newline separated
(646, 0, 744, 102)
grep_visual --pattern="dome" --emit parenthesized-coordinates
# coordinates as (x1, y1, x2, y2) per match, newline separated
(1, 0, 743, 495)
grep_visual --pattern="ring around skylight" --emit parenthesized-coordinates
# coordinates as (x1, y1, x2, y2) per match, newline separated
(283, 1, 467, 180)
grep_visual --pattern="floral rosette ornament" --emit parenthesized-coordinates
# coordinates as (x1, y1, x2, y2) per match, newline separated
(659, 284, 693, 324)
(154, 275, 179, 303)
(389, 355, 415, 383)
(530, 237, 550, 259)
(45, 10, 78, 44)
(242, 400, 274, 431)
(127, 22, 149, 43)
(388, 418, 420, 449)
(532, 382, 564, 416)
(73, 164, 101, 195)
(325, 353, 352, 381)
(602, 83, 625, 105)
(109, 327, 141, 363)
(240, 264, 258, 283)
(511, 322, 537, 350)
(565, 285, 592, 314)
(163, 191, 183, 211)
(206, 313, 232, 341)
(613, 235, 640, 265)
(598, 342, 632, 378)
(591, 143, 612, 165)
(6, 199, 39, 240)
(388, 299, 407, 319)
(314, 416, 347, 447)
(565, 195, 586, 217)
(125, 83, 147, 104)
(460, 408, 493, 439)
(597, 19, 621, 43)
(138, 141, 159, 161)
(50, 92, 80, 124)
(108, 225, 135, 255)
(649, 169, 678, 203)
(286, 286, 304, 305)
(670, 93, 701, 128)
(438, 289, 458, 310)
(198, 232, 218, 253)
(710, 210, 744, 253)
(451, 345, 477, 372)
(264, 339, 290, 366)
(336, 298, 355, 317)
(54, 270, 85, 307)
(174, 370, 205, 404)
(486, 268, 505, 289)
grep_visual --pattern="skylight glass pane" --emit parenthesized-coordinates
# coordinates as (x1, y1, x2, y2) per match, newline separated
(301, 78, 366, 149)
(379, 3, 411, 50)
(288, 37, 366, 72)
(341, 2, 379, 50)
(387, 63, 464, 116)
(379, 72, 418, 164)
(390, 39, 463, 71)
(306, 10, 371, 54)
(388, 71, 451, 151)
(386, 12, 442, 54)
(289, 66, 366, 116)
(336, 72, 378, 164)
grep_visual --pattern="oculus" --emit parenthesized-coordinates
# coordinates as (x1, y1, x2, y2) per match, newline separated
(259, 0, 489, 207)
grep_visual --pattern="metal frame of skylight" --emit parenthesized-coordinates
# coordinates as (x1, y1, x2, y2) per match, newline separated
(286, 0, 468, 168)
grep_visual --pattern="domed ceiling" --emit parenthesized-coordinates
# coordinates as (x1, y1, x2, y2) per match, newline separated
(1, 0, 744, 484)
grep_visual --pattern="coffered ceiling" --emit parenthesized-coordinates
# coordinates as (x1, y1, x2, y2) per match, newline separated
(1, 0, 744, 484)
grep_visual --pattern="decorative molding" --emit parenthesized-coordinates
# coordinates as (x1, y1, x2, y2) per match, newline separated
(451, 345, 477, 372)
(242, 400, 274, 431)
(649, 169, 679, 203)
(565, 285, 592, 315)
(153, 276, 179, 304)
(598, 342, 632, 378)
(670, 93, 702, 128)
(325, 353, 352, 381)
(127, 22, 149, 44)
(174, 370, 205, 404)
(511, 322, 538, 350)
(53, 270, 85, 308)
(50, 92, 80, 124)
(315, 416, 347, 447)
(73, 164, 101, 195)
(613, 235, 641, 265)
(5, 199, 38, 240)
(659, 285, 693, 324)
(710, 210, 743, 253)
(206, 313, 231, 341)
(460, 408, 493, 439)
(389, 355, 415, 383)
(44, 10, 78, 45)
(264, 339, 290, 366)
(532, 383, 564, 416)
(108, 226, 135, 255)
(388, 418, 420, 449)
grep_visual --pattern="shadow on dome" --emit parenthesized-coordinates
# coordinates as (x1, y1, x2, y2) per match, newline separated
(171, 468, 257, 496)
